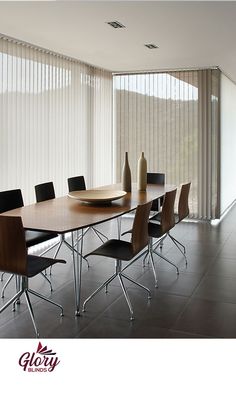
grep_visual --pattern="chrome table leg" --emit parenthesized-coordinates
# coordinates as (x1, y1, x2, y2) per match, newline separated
(74, 229, 84, 316)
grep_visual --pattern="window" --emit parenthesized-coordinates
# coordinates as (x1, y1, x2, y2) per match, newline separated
(114, 70, 220, 219)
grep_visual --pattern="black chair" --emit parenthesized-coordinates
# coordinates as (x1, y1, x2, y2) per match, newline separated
(147, 172, 165, 212)
(35, 181, 89, 269)
(0, 189, 58, 297)
(0, 215, 66, 337)
(122, 189, 179, 287)
(147, 189, 179, 285)
(82, 201, 155, 320)
(35, 181, 56, 203)
(148, 189, 179, 282)
(67, 175, 108, 243)
(151, 183, 191, 265)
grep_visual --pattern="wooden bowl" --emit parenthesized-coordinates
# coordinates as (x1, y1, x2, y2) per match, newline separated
(68, 189, 127, 204)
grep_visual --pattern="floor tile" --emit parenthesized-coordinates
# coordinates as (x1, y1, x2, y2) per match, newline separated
(172, 297, 236, 338)
(193, 274, 236, 304)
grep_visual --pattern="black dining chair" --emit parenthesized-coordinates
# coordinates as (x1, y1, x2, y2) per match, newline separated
(0, 215, 66, 337)
(0, 189, 58, 297)
(35, 181, 89, 270)
(67, 175, 108, 243)
(122, 189, 179, 287)
(150, 182, 191, 265)
(147, 189, 179, 285)
(147, 172, 165, 212)
(82, 201, 155, 321)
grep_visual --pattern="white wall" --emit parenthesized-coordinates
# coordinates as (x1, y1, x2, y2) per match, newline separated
(220, 74, 236, 214)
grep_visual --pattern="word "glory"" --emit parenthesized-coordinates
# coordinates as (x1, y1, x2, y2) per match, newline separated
(19, 352, 60, 372)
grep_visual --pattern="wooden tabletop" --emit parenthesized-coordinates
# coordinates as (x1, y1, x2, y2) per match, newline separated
(1, 183, 175, 234)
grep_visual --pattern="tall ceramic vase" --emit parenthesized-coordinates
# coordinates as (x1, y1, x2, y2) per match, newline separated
(122, 152, 132, 192)
(137, 152, 147, 191)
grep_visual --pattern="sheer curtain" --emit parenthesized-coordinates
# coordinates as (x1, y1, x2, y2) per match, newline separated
(114, 69, 220, 219)
(0, 36, 113, 204)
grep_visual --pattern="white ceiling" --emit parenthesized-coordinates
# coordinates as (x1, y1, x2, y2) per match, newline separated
(0, 1, 236, 81)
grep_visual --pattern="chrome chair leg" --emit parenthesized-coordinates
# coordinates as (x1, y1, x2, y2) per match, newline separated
(120, 247, 148, 273)
(63, 237, 89, 269)
(117, 217, 122, 239)
(92, 227, 108, 243)
(121, 273, 151, 299)
(1, 270, 52, 298)
(39, 239, 61, 257)
(142, 250, 149, 267)
(28, 289, 64, 316)
(52, 240, 63, 260)
(118, 274, 134, 321)
(73, 227, 90, 245)
(74, 226, 108, 246)
(148, 248, 158, 288)
(0, 289, 23, 314)
(169, 233, 186, 252)
(49, 240, 63, 275)
(153, 235, 167, 252)
(40, 271, 53, 292)
(49, 234, 89, 276)
(82, 273, 117, 312)
(168, 233, 187, 266)
(24, 290, 39, 338)
(15, 275, 21, 304)
(83, 253, 152, 320)
(142, 240, 158, 287)
(141, 237, 165, 263)
(1, 273, 14, 298)
(153, 248, 179, 275)
(1, 272, 5, 282)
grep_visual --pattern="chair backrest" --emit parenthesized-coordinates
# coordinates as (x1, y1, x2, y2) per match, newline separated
(67, 176, 86, 192)
(35, 182, 55, 203)
(0, 189, 24, 214)
(0, 216, 28, 275)
(160, 189, 177, 233)
(147, 172, 165, 185)
(178, 182, 191, 221)
(147, 172, 165, 211)
(131, 201, 153, 256)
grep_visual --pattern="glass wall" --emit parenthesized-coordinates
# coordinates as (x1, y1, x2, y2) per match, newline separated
(114, 69, 220, 219)
(220, 73, 236, 215)
(0, 37, 113, 204)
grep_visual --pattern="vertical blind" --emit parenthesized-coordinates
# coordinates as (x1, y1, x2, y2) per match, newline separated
(0, 36, 113, 204)
(114, 69, 220, 219)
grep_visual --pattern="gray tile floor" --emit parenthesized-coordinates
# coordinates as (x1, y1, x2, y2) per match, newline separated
(1, 205, 236, 339)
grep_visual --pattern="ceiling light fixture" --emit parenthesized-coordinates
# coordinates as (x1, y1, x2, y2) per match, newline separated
(106, 21, 126, 29)
(144, 44, 159, 49)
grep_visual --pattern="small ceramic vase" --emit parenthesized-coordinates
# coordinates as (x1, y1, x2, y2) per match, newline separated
(121, 152, 132, 192)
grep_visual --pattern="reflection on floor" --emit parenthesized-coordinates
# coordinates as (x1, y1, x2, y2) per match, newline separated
(1, 205, 236, 338)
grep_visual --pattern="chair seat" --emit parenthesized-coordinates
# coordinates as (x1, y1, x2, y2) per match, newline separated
(150, 212, 179, 224)
(148, 222, 164, 239)
(25, 230, 58, 247)
(85, 239, 134, 261)
(27, 255, 66, 277)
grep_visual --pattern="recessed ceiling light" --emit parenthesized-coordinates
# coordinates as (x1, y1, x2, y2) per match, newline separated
(106, 21, 126, 29)
(144, 44, 159, 49)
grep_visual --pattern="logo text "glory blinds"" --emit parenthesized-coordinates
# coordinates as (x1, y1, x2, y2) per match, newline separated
(18, 342, 60, 372)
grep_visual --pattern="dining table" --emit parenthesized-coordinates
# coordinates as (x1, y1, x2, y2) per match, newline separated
(2, 182, 175, 315)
